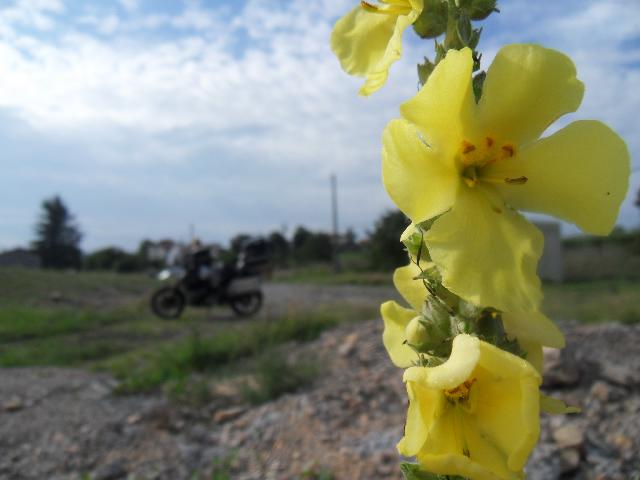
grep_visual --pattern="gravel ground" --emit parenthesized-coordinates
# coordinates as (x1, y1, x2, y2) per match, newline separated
(0, 284, 638, 479)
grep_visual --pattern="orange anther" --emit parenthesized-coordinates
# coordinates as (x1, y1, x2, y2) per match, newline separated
(462, 141, 476, 154)
(485, 137, 494, 148)
(501, 144, 515, 157)
(504, 176, 528, 185)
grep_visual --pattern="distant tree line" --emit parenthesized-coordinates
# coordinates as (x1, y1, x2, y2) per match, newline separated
(28, 195, 413, 272)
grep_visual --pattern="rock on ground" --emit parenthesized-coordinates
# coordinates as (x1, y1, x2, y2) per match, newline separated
(0, 322, 639, 479)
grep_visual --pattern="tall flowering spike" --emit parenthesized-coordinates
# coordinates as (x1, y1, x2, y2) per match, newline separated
(331, 0, 424, 95)
(382, 45, 630, 312)
(399, 334, 541, 479)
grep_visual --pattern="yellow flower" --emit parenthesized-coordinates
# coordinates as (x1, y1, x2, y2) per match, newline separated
(398, 334, 541, 479)
(331, 0, 423, 96)
(382, 45, 630, 312)
(381, 261, 429, 367)
(381, 262, 564, 371)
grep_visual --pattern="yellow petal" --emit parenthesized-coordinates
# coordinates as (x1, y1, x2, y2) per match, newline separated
(501, 311, 565, 348)
(477, 339, 541, 382)
(393, 262, 428, 311)
(418, 408, 513, 480)
(518, 339, 544, 374)
(425, 184, 543, 312)
(474, 344, 541, 471)
(479, 44, 584, 145)
(331, 6, 396, 77)
(405, 334, 480, 390)
(359, 2, 422, 96)
(400, 222, 416, 243)
(540, 394, 581, 415)
(397, 380, 444, 456)
(486, 120, 630, 235)
(380, 300, 417, 367)
(382, 118, 460, 223)
(462, 417, 522, 479)
(400, 47, 477, 150)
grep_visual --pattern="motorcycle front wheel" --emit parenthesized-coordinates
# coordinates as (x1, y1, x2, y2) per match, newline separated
(229, 292, 263, 317)
(151, 287, 186, 319)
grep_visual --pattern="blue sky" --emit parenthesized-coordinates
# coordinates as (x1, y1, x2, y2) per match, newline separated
(0, 0, 638, 251)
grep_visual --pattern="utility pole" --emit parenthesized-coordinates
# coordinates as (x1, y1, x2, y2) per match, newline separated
(330, 173, 341, 272)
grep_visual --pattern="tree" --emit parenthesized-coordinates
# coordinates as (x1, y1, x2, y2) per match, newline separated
(291, 226, 333, 264)
(268, 231, 290, 267)
(230, 233, 252, 254)
(367, 210, 410, 271)
(32, 196, 83, 269)
(292, 226, 312, 251)
(84, 247, 144, 272)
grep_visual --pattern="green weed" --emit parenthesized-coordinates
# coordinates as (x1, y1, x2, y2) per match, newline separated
(110, 310, 343, 394)
(241, 350, 319, 405)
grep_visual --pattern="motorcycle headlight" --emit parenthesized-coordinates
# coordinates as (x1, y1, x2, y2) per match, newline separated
(157, 269, 172, 281)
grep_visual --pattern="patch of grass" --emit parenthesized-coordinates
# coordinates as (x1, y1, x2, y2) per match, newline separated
(543, 280, 640, 324)
(0, 267, 155, 306)
(300, 466, 335, 480)
(0, 303, 193, 367)
(0, 335, 128, 367)
(109, 310, 344, 394)
(0, 307, 120, 341)
(241, 350, 319, 405)
(210, 452, 237, 480)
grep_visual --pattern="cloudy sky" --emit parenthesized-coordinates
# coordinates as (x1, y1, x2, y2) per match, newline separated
(1, 0, 638, 251)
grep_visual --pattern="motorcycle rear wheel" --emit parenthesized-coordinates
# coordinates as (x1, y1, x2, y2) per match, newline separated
(229, 292, 263, 317)
(151, 287, 186, 319)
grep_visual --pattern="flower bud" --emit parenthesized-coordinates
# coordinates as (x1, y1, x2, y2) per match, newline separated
(423, 296, 451, 335)
(458, 299, 482, 320)
(412, 0, 448, 39)
(405, 316, 430, 347)
(467, 0, 498, 20)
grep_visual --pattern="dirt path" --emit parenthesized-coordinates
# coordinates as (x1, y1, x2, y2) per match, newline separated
(260, 283, 399, 317)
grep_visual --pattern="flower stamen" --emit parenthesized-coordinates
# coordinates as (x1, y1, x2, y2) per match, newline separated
(505, 176, 528, 185)
(501, 144, 515, 158)
(462, 141, 476, 154)
(445, 378, 476, 403)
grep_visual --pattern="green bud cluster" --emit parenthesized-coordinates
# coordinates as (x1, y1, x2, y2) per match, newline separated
(413, 0, 498, 100)
(402, 222, 526, 362)
(405, 296, 453, 358)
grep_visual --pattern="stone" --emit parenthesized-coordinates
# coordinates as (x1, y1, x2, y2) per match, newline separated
(589, 381, 611, 402)
(559, 448, 581, 473)
(338, 333, 359, 357)
(49, 290, 63, 302)
(126, 413, 141, 424)
(552, 424, 585, 449)
(2, 396, 23, 412)
(543, 360, 581, 387)
(601, 363, 639, 386)
(214, 406, 247, 424)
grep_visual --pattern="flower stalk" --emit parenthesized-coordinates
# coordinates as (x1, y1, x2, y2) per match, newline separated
(330, 1, 630, 479)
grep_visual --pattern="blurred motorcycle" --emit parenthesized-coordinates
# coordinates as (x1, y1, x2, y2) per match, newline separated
(150, 238, 270, 319)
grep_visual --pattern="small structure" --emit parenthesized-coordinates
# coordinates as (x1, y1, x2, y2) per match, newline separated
(146, 239, 184, 266)
(0, 248, 40, 268)
(534, 221, 563, 282)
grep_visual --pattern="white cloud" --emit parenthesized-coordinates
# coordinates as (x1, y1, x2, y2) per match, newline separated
(0, 0, 638, 249)
(0, 0, 64, 32)
(119, 0, 138, 12)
